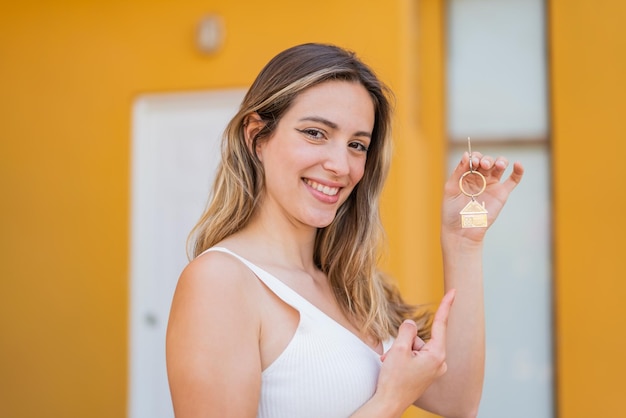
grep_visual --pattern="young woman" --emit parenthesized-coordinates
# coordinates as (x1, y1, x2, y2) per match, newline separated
(166, 43, 524, 418)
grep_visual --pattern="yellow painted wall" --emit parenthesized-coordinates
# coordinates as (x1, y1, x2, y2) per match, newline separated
(0, 0, 441, 417)
(550, 1, 626, 417)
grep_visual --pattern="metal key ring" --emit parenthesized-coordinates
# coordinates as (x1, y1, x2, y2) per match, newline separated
(459, 170, 487, 198)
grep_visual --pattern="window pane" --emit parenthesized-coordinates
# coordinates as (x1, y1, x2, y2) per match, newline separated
(447, 0, 548, 141)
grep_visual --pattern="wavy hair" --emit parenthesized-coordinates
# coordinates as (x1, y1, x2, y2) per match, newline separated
(189, 43, 431, 341)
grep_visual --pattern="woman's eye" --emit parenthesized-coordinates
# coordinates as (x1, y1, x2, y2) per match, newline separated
(349, 141, 369, 152)
(297, 128, 325, 140)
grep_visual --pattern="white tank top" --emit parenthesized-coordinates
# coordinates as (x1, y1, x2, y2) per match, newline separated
(205, 247, 392, 418)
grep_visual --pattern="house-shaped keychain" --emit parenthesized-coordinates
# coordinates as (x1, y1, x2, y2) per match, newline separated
(460, 200, 488, 228)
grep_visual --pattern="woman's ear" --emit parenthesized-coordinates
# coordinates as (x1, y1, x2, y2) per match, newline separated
(243, 113, 266, 158)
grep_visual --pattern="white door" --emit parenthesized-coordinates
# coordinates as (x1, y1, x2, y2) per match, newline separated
(129, 89, 246, 418)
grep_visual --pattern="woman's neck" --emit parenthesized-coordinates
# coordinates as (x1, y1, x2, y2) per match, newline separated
(230, 208, 319, 273)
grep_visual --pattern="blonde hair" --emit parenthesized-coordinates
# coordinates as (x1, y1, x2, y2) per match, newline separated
(189, 43, 431, 341)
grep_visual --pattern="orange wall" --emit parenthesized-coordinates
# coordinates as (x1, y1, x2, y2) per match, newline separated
(550, 1, 626, 417)
(0, 1, 441, 417)
(11, 1, 626, 417)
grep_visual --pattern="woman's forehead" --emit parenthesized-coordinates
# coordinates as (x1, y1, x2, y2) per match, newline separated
(286, 80, 375, 129)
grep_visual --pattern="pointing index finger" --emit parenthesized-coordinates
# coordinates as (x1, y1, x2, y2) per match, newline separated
(425, 289, 456, 351)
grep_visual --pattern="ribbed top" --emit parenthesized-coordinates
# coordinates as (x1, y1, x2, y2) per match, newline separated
(204, 247, 391, 418)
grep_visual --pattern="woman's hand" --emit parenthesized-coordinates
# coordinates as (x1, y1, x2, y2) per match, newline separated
(442, 152, 524, 243)
(364, 289, 456, 417)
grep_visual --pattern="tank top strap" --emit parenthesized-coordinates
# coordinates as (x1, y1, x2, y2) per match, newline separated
(202, 247, 312, 312)
(201, 247, 394, 355)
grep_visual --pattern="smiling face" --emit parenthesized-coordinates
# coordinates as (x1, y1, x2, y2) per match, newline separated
(254, 80, 376, 229)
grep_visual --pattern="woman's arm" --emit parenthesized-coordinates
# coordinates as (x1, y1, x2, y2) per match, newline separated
(415, 152, 524, 417)
(352, 153, 522, 418)
(166, 252, 263, 418)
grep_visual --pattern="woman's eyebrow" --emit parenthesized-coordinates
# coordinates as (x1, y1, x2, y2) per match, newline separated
(298, 116, 372, 138)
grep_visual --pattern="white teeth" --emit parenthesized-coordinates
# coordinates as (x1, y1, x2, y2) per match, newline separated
(305, 179, 339, 196)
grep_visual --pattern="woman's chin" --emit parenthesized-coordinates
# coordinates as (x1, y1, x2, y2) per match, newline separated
(302, 212, 337, 229)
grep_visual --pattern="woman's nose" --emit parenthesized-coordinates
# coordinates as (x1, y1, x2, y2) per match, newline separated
(321, 143, 351, 177)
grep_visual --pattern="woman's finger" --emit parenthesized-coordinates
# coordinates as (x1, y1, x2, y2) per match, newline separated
(412, 335, 426, 351)
(395, 319, 419, 351)
(424, 289, 456, 352)
(502, 161, 524, 194)
(380, 320, 420, 362)
(451, 152, 481, 179)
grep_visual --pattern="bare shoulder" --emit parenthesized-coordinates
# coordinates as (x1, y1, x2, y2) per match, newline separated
(168, 249, 265, 328)
(166, 249, 263, 416)
(178, 249, 259, 297)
